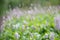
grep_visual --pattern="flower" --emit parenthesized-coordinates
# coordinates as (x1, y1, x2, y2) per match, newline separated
(14, 32, 20, 39)
(22, 25, 25, 30)
(31, 25, 36, 30)
(37, 34, 41, 38)
(26, 26, 29, 30)
(34, 32, 41, 38)
(30, 16, 35, 20)
(49, 32, 55, 40)
(54, 15, 60, 30)
(44, 33, 49, 39)
(13, 23, 20, 29)
(23, 20, 28, 24)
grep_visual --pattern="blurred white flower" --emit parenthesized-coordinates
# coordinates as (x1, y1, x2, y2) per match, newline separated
(37, 34, 41, 38)
(40, 9, 45, 14)
(8, 23, 11, 26)
(15, 23, 20, 28)
(50, 32, 55, 40)
(23, 20, 28, 24)
(34, 32, 40, 38)
(30, 33, 33, 38)
(31, 16, 35, 20)
(34, 7, 38, 11)
(28, 10, 34, 14)
(26, 16, 29, 19)
(23, 31, 30, 35)
(28, 10, 31, 14)
(45, 21, 49, 26)
(44, 33, 49, 39)
(31, 25, 36, 30)
(31, 4, 33, 7)
(54, 15, 60, 30)
(14, 32, 20, 39)
(22, 25, 25, 30)
(13, 23, 20, 29)
(26, 26, 29, 30)
(40, 24, 45, 28)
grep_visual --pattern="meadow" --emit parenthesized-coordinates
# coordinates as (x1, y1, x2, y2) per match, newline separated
(0, 13, 60, 40)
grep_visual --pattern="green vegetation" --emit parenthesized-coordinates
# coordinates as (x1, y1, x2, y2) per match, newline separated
(0, 0, 60, 12)
(1, 0, 60, 9)
(0, 14, 60, 40)
(0, 0, 60, 40)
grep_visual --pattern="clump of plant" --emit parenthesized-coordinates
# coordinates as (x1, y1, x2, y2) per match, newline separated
(0, 14, 60, 40)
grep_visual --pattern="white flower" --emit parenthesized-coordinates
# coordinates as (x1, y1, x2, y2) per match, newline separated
(28, 10, 31, 14)
(23, 20, 28, 24)
(28, 10, 33, 14)
(15, 23, 20, 28)
(50, 32, 55, 40)
(37, 34, 41, 38)
(26, 16, 29, 19)
(13, 23, 20, 29)
(23, 31, 30, 35)
(34, 33, 40, 37)
(30, 33, 33, 38)
(54, 15, 60, 30)
(22, 25, 25, 29)
(26, 26, 29, 30)
(15, 32, 20, 39)
(40, 24, 45, 28)
(45, 33, 48, 39)
(31, 4, 33, 7)
(31, 25, 36, 30)
(31, 16, 35, 20)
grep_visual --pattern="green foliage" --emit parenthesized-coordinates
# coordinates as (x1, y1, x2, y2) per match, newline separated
(0, 0, 6, 16)
(50, 0, 60, 5)
(39, 0, 60, 6)
(0, 0, 60, 15)
(1, 0, 60, 11)
(0, 14, 60, 40)
(4, 0, 60, 10)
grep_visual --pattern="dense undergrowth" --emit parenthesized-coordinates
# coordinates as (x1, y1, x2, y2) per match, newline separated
(3, 0, 60, 9)
(0, 0, 60, 40)
(0, 14, 60, 40)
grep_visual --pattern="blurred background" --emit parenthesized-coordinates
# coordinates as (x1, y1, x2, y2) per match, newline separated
(0, 0, 60, 40)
